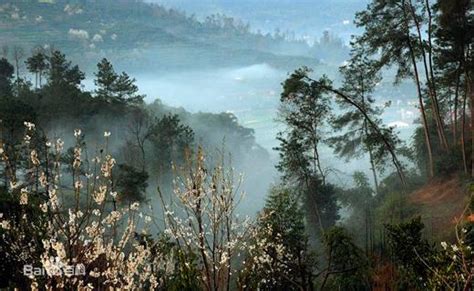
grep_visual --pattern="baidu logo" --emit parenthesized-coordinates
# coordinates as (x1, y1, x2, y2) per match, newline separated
(23, 263, 86, 278)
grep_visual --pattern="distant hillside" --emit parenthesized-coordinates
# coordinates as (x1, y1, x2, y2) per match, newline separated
(153, 0, 368, 42)
(0, 0, 344, 73)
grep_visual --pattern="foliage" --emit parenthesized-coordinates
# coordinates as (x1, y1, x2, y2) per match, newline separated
(0, 49, 277, 289)
(95, 58, 144, 105)
(114, 164, 149, 203)
(412, 124, 470, 177)
(385, 217, 436, 289)
(25, 49, 48, 88)
(0, 49, 268, 205)
(149, 114, 194, 178)
(319, 226, 371, 290)
(385, 211, 474, 290)
(0, 184, 49, 290)
(0, 126, 262, 290)
(276, 67, 339, 235)
(0, 57, 14, 96)
(327, 47, 386, 182)
(47, 50, 85, 89)
(0, 0, 473, 288)
(338, 172, 376, 252)
(239, 187, 315, 290)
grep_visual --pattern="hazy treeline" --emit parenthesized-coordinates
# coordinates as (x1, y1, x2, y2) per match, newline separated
(0, 48, 274, 208)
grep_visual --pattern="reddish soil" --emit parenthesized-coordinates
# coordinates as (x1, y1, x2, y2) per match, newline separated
(409, 175, 469, 240)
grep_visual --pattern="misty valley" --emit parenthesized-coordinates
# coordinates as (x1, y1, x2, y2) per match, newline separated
(0, 0, 473, 290)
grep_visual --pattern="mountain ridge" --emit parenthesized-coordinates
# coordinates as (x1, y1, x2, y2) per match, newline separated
(0, 0, 333, 73)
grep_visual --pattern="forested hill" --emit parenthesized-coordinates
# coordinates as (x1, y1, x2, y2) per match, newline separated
(0, 0, 348, 72)
(0, 51, 275, 214)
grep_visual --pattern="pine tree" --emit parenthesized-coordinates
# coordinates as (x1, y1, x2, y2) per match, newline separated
(434, 0, 474, 175)
(25, 50, 48, 89)
(94, 58, 117, 100)
(338, 172, 375, 254)
(328, 49, 383, 194)
(94, 58, 144, 105)
(0, 58, 14, 97)
(355, 0, 440, 177)
(275, 68, 340, 234)
(48, 50, 84, 88)
(149, 114, 194, 183)
(277, 67, 332, 185)
(319, 226, 370, 290)
(113, 72, 143, 105)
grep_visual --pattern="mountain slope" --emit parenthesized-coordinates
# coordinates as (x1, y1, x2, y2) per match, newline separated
(0, 0, 321, 72)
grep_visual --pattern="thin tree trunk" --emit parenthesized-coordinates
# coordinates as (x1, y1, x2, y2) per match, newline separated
(302, 164, 325, 235)
(15, 58, 19, 81)
(401, 1, 434, 177)
(297, 252, 308, 291)
(368, 148, 379, 194)
(314, 82, 408, 185)
(361, 91, 380, 194)
(313, 142, 325, 185)
(194, 163, 213, 291)
(468, 74, 474, 178)
(305, 128, 326, 235)
(320, 244, 333, 291)
(137, 138, 146, 172)
(453, 64, 462, 142)
(462, 88, 468, 174)
(364, 118, 380, 194)
(413, 67, 434, 178)
(225, 213, 232, 291)
(409, 0, 448, 151)
(407, 36, 435, 178)
(365, 207, 369, 255)
(426, 0, 449, 151)
(197, 203, 212, 291)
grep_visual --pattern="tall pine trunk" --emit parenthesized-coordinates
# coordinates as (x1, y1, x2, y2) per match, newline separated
(409, 0, 449, 151)
(453, 64, 462, 142)
(403, 2, 435, 177)
(462, 89, 468, 174)
(363, 118, 380, 194)
(408, 39, 435, 178)
(469, 75, 474, 178)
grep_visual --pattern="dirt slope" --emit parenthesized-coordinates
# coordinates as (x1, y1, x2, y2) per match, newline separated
(409, 175, 469, 240)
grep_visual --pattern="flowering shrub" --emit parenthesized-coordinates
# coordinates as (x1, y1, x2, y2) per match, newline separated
(0, 124, 158, 289)
(386, 209, 474, 290)
(238, 187, 315, 290)
(425, 212, 474, 290)
(159, 147, 251, 290)
(1, 123, 301, 290)
(430, 236, 474, 289)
